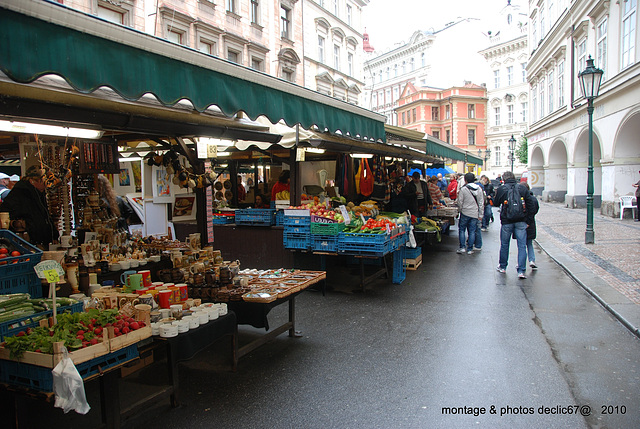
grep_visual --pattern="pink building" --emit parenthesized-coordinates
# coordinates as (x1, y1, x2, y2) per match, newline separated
(397, 82, 488, 156)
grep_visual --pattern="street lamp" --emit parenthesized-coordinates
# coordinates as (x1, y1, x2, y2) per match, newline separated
(578, 55, 603, 244)
(508, 135, 516, 173)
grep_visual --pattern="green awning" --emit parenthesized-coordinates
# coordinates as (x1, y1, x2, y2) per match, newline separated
(426, 137, 483, 164)
(0, 4, 385, 142)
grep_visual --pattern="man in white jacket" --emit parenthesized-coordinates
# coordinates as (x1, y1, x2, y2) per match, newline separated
(455, 173, 484, 255)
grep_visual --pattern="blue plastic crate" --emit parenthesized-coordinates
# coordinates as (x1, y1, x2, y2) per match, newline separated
(405, 246, 422, 259)
(346, 256, 384, 266)
(0, 301, 84, 342)
(0, 344, 138, 392)
(311, 235, 339, 252)
(1, 272, 42, 298)
(211, 214, 235, 224)
(283, 214, 311, 226)
(275, 210, 285, 226)
(337, 232, 390, 256)
(283, 231, 311, 250)
(234, 209, 276, 226)
(392, 245, 406, 284)
(283, 224, 310, 234)
(0, 230, 43, 278)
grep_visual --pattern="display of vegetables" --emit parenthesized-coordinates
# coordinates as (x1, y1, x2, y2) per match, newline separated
(344, 216, 397, 234)
(2, 309, 146, 359)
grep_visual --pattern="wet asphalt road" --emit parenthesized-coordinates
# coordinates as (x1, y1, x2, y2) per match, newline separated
(22, 216, 640, 428)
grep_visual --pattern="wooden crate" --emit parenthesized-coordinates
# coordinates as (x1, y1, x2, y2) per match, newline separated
(404, 254, 423, 270)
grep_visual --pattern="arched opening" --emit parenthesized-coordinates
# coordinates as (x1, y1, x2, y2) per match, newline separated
(544, 139, 568, 203)
(530, 145, 544, 196)
(610, 110, 640, 217)
(571, 129, 602, 208)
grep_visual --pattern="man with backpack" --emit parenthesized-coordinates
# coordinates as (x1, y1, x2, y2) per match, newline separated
(494, 171, 538, 279)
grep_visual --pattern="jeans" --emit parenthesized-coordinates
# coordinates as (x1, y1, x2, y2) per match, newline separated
(482, 205, 493, 228)
(498, 221, 527, 273)
(458, 214, 477, 252)
(474, 222, 482, 249)
(526, 239, 535, 263)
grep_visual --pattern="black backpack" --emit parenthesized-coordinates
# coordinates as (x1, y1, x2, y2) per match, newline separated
(502, 183, 526, 221)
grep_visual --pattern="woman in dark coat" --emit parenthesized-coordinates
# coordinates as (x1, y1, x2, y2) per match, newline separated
(523, 183, 540, 269)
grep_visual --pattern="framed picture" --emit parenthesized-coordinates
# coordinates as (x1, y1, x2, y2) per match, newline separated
(172, 195, 196, 221)
(114, 162, 137, 195)
(152, 165, 173, 203)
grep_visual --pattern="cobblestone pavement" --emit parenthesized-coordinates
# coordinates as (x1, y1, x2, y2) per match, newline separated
(534, 201, 640, 332)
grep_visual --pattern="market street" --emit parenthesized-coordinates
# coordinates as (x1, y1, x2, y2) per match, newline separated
(24, 203, 639, 429)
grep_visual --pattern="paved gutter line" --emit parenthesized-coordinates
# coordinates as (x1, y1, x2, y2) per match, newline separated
(534, 238, 640, 340)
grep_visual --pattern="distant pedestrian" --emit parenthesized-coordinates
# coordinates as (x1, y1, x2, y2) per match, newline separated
(0, 173, 10, 202)
(8, 174, 19, 190)
(427, 176, 444, 207)
(479, 175, 494, 231)
(494, 171, 537, 279)
(633, 170, 640, 222)
(406, 172, 432, 218)
(456, 173, 484, 255)
(436, 173, 448, 195)
(447, 174, 459, 200)
(522, 183, 540, 269)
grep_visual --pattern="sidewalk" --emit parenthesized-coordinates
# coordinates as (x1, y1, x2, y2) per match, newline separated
(532, 201, 640, 337)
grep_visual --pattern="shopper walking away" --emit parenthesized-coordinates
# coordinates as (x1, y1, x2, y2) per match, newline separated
(479, 175, 494, 230)
(0, 172, 10, 202)
(456, 173, 484, 255)
(633, 170, 640, 221)
(471, 175, 486, 251)
(522, 183, 540, 269)
(494, 171, 537, 278)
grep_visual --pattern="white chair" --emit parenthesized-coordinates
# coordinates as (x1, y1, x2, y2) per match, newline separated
(619, 196, 637, 220)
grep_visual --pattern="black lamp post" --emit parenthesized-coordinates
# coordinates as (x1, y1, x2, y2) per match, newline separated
(508, 135, 516, 173)
(578, 56, 603, 244)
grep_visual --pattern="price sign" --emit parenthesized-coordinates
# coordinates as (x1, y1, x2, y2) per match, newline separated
(34, 260, 65, 283)
(44, 269, 60, 283)
(339, 205, 351, 224)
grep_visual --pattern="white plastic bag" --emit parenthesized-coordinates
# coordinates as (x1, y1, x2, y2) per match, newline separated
(408, 225, 417, 248)
(52, 347, 91, 414)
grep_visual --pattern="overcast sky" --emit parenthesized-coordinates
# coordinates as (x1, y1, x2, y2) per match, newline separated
(362, 0, 508, 51)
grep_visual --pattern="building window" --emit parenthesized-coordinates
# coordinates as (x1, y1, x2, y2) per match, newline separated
(597, 17, 607, 79)
(445, 105, 450, 119)
(251, 0, 260, 24)
(334, 45, 340, 70)
(97, 5, 124, 24)
(386, 67, 390, 79)
(494, 107, 501, 126)
(394, 64, 398, 77)
(539, 78, 545, 118)
(198, 40, 214, 55)
(410, 58, 415, 71)
(468, 128, 476, 145)
(521, 62, 527, 82)
(371, 93, 377, 108)
(432, 106, 439, 120)
(557, 61, 564, 107)
(433, 130, 440, 139)
(347, 5, 352, 26)
(348, 53, 353, 76)
(521, 102, 528, 123)
(507, 66, 513, 86)
(468, 104, 475, 119)
(446, 129, 450, 143)
(495, 146, 501, 166)
(402, 112, 406, 125)
(227, 49, 239, 63)
(548, 0, 555, 23)
(532, 85, 537, 122)
(622, 0, 636, 68)
(421, 53, 426, 67)
(402, 61, 406, 74)
(334, 0, 339, 16)
(227, 0, 237, 14)
(494, 70, 500, 89)
(413, 108, 417, 122)
(378, 71, 382, 83)
(378, 91, 383, 106)
(576, 38, 587, 98)
(507, 105, 514, 124)
(318, 36, 325, 63)
(548, 70, 554, 112)
(283, 69, 294, 82)
(385, 89, 391, 105)
(393, 86, 399, 101)
(281, 5, 291, 39)
(167, 30, 183, 45)
(251, 57, 263, 71)
(532, 17, 537, 44)
(540, 2, 545, 36)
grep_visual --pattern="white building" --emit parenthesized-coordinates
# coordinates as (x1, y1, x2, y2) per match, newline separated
(526, 0, 640, 217)
(363, 17, 490, 126)
(303, 0, 369, 105)
(480, 0, 530, 178)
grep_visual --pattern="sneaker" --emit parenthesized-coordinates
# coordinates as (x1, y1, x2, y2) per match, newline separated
(529, 261, 537, 269)
(472, 247, 482, 251)
(480, 228, 488, 232)
(456, 248, 466, 254)
(467, 250, 474, 255)
(496, 266, 506, 273)
(518, 272, 527, 279)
